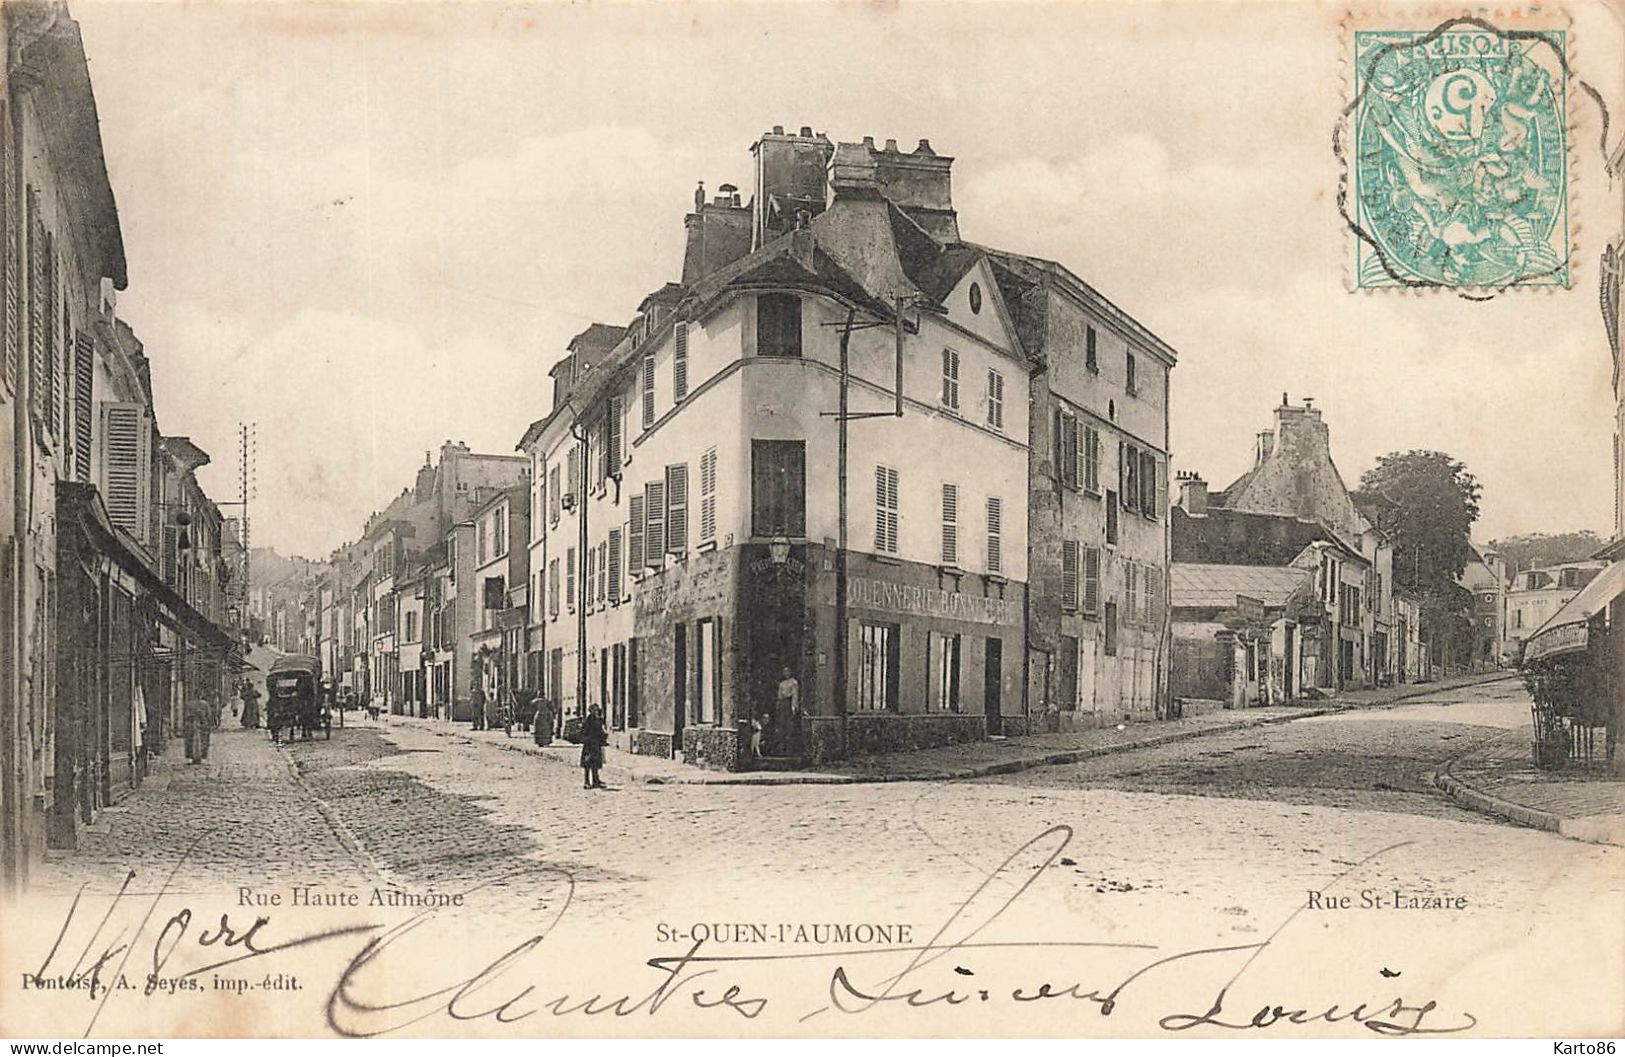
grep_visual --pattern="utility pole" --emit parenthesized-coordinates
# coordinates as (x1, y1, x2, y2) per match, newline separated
(823, 296, 911, 722)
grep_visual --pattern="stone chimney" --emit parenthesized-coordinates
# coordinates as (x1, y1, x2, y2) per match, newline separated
(751, 125, 834, 249)
(871, 136, 958, 241)
(1255, 430, 1275, 466)
(1274, 398, 1330, 458)
(826, 139, 883, 200)
(682, 191, 752, 285)
(1177, 471, 1209, 516)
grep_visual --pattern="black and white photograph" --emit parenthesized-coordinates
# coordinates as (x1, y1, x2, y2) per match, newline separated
(0, 0, 1622, 1042)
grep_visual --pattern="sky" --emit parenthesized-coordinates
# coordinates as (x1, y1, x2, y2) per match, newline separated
(72, 1, 1624, 559)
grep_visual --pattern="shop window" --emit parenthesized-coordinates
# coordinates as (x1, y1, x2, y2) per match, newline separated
(857, 621, 899, 711)
(929, 631, 962, 712)
(695, 617, 721, 723)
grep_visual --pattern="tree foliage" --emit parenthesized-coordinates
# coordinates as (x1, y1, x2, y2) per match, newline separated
(1488, 530, 1606, 575)
(1354, 450, 1482, 595)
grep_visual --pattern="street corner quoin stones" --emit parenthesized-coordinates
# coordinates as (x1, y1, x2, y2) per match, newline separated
(1342, 14, 1572, 293)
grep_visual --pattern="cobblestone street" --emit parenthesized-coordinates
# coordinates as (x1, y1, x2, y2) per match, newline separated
(13, 678, 1623, 1038)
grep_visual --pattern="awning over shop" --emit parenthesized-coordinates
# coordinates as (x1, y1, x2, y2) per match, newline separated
(1524, 559, 1625, 664)
(58, 482, 239, 656)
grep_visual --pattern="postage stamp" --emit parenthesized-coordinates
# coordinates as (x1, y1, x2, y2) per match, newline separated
(1343, 14, 1571, 291)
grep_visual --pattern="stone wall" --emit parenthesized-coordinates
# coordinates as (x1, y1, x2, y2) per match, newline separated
(844, 713, 986, 756)
(681, 723, 742, 771)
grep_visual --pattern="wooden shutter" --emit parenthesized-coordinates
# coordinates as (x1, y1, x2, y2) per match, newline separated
(2, 115, 16, 396)
(1062, 539, 1079, 612)
(549, 558, 559, 617)
(100, 402, 152, 540)
(549, 465, 561, 522)
(1085, 426, 1099, 492)
(565, 446, 579, 501)
(27, 191, 46, 425)
(665, 464, 689, 555)
(566, 547, 576, 610)
(608, 528, 622, 600)
(641, 352, 656, 428)
(1141, 450, 1158, 516)
(162, 525, 178, 586)
(941, 482, 958, 565)
(644, 480, 666, 566)
(1126, 562, 1139, 624)
(1083, 546, 1101, 615)
(44, 243, 59, 442)
(674, 323, 689, 401)
(941, 348, 959, 408)
(1117, 441, 1127, 506)
(597, 542, 607, 605)
(606, 396, 623, 469)
(1061, 410, 1079, 488)
(73, 331, 94, 481)
(628, 494, 645, 570)
(986, 495, 1003, 573)
(699, 448, 717, 543)
(875, 465, 898, 553)
(986, 369, 1003, 428)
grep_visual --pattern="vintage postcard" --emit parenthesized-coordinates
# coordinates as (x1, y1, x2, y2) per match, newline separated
(1, 0, 1623, 1043)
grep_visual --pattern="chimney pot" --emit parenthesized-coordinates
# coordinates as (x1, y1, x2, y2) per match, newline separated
(884, 138, 899, 152)
(773, 125, 785, 135)
(799, 125, 813, 137)
(862, 135, 876, 149)
(915, 138, 935, 155)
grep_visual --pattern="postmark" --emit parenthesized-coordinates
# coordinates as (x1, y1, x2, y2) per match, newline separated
(1341, 13, 1572, 292)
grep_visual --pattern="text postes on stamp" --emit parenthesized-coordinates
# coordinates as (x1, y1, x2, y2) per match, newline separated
(1345, 17, 1570, 292)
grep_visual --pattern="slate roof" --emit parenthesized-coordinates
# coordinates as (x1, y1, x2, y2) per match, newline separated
(1171, 506, 1344, 566)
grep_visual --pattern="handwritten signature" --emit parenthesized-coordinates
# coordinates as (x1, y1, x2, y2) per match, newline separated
(24, 826, 1476, 1038)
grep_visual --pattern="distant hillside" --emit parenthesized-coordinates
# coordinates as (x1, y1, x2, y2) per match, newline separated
(1489, 531, 1607, 575)
(249, 547, 328, 589)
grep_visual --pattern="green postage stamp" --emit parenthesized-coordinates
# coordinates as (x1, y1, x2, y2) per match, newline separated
(1344, 13, 1570, 291)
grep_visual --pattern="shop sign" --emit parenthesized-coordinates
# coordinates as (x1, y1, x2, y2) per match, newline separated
(1524, 621, 1587, 664)
(848, 576, 1018, 626)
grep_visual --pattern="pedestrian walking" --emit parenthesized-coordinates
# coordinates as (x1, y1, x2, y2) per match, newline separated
(239, 679, 261, 729)
(580, 705, 607, 789)
(184, 696, 215, 764)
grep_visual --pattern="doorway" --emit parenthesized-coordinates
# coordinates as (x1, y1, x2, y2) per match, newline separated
(984, 637, 1003, 735)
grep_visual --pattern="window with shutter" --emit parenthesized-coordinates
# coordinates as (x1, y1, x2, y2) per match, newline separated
(1125, 443, 1141, 512)
(699, 447, 717, 543)
(608, 528, 622, 600)
(549, 465, 561, 523)
(566, 547, 576, 611)
(1146, 567, 1162, 627)
(1062, 539, 1079, 612)
(1125, 562, 1139, 624)
(986, 496, 1003, 573)
(73, 332, 93, 482)
(606, 396, 623, 469)
(1104, 602, 1118, 655)
(1060, 409, 1079, 488)
(644, 480, 666, 567)
(162, 525, 178, 586)
(1086, 326, 1098, 372)
(673, 323, 689, 401)
(44, 245, 59, 442)
(641, 352, 656, 428)
(565, 445, 580, 502)
(597, 542, 608, 605)
(1126, 352, 1138, 395)
(27, 192, 46, 427)
(2, 117, 16, 396)
(940, 482, 958, 565)
(100, 402, 152, 541)
(1105, 491, 1119, 545)
(941, 348, 960, 410)
(549, 558, 560, 618)
(621, 392, 632, 465)
(751, 440, 805, 537)
(1140, 450, 1158, 516)
(874, 466, 899, 554)
(665, 463, 689, 555)
(986, 369, 1003, 429)
(1083, 546, 1102, 616)
(1084, 426, 1101, 493)
(628, 494, 645, 571)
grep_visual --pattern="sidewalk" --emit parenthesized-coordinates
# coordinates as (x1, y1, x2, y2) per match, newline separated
(1432, 727, 1625, 847)
(381, 669, 1516, 787)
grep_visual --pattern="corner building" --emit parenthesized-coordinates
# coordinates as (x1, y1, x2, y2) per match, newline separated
(522, 128, 1176, 768)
